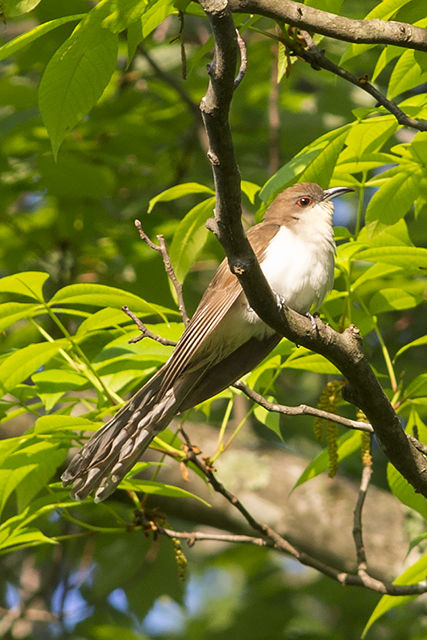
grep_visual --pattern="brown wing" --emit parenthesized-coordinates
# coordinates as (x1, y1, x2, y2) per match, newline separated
(158, 222, 280, 394)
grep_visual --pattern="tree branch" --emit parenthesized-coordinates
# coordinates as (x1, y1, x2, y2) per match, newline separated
(177, 426, 427, 596)
(353, 462, 373, 576)
(228, 0, 427, 52)
(233, 381, 373, 433)
(121, 305, 177, 346)
(134, 219, 189, 325)
(198, 1, 427, 497)
(297, 30, 427, 131)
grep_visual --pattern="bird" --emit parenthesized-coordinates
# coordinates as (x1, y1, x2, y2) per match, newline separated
(62, 182, 353, 502)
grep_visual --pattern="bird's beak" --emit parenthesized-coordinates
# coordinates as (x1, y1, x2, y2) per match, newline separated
(322, 186, 354, 201)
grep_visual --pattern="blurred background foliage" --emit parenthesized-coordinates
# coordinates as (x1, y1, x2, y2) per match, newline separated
(0, 0, 426, 638)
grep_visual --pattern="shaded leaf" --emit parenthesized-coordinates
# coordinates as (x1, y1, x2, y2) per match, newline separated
(169, 197, 215, 284)
(0, 13, 86, 61)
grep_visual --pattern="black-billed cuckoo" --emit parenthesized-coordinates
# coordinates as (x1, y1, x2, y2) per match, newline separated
(62, 182, 353, 501)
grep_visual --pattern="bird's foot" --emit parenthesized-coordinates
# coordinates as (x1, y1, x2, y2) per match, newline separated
(305, 311, 319, 331)
(274, 293, 286, 310)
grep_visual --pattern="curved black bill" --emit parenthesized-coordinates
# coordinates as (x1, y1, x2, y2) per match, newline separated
(322, 186, 354, 201)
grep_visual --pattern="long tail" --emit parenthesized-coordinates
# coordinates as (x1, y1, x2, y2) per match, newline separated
(61, 368, 181, 502)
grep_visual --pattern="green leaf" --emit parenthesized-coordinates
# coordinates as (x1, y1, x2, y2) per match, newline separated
(277, 42, 290, 83)
(118, 478, 211, 506)
(0, 14, 86, 62)
(32, 369, 89, 412)
(358, 217, 413, 247)
(387, 463, 427, 520)
(354, 246, 427, 269)
(39, 16, 118, 158)
(362, 554, 427, 638)
(351, 263, 403, 291)
(126, 0, 180, 60)
(101, 0, 149, 33)
(0, 494, 81, 553)
(366, 168, 422, 224)
(372, 45, 401, 83)
(293, 431, 361, 489)
(388, 49, 427, 99)
(0, 271, 49, 301)
(283, 353, 340, 375)
(0, 439, 67, 518)
(76, 307, 131, 335)
(340, 0, 414, 64)
(253, 403, 282, 439)
(402, 374, 427, 400)
(140, 0, 177, 38)
(394, 335, 427, 361)
(0, 526, 57, 553)
(2, 0, 41, 17)
(168, 197, 215, 285)
(241, 180, 260, 205)
(342, 117, 397, 159)
(369, 288, 420, 314)
(0, 302, 40, 332)
(148, 182, 214, 212)
(34, 414, 101, 434)
(0, 341, 66, 395)
(337, 156, 395, 176)
(260, 125, 350, 203)
(49, 283, 175, 318)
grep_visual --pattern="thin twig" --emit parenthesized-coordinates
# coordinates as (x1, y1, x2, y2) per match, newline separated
(151, 525, 271, 548)
(234, 29, 248, 89)
(134, 220, 189, 325)
(178, 425, 427, 595)
(122, 305, 177, 346)
(352, 462, 373, 575)
(234, 381, 373, 433)
(297, 31, 427, 132)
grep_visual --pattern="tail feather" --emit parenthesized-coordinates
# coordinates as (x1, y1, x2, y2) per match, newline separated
(61, 366, 205, 501)
(62, 369, 172, 501)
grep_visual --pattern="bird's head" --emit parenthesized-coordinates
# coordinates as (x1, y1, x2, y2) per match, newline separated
(264, 182, 354, 226)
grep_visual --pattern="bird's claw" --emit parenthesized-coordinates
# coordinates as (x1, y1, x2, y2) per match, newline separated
(275, 293, 286, 310)
(306, 311, 319, 331)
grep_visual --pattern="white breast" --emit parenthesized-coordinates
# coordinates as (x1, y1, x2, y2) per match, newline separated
(209, 205, 336, 352)
(259, 223, 334, 314)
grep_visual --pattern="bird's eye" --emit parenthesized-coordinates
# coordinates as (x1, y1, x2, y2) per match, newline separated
(296, 196, 312, 207)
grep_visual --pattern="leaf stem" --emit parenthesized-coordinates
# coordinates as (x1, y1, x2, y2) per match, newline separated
(41, 304, 122, 405)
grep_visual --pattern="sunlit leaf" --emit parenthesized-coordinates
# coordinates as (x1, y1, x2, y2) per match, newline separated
(49, 283, 176, 319)
(0, 341, 67, 395)
(39, 15, 118, 157)
(0, 271, 49, 301)
(119, 478, 211, 506)
(362, 554, 427, 638)
(148, 183, 214, 212)
(293, 431, 361, 489)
